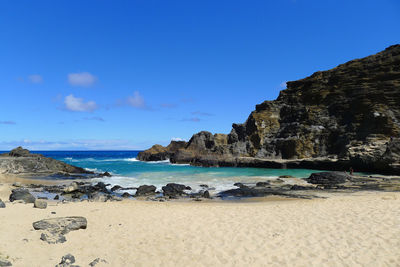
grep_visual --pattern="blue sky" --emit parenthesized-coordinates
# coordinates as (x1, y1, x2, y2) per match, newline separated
(0, 0, 399, 150)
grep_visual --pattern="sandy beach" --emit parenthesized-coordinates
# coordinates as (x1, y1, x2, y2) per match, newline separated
(1, 177, 400, 267)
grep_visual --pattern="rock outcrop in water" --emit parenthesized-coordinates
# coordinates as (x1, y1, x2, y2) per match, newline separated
(139, 45, 400, 174)
(137, 141, 187, 161)
(0, 146, 92, 176)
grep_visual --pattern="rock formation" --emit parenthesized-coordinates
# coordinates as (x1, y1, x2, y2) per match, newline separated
(33, 216, 87, 244)
(0, 146, 92, 175)
(140, 45, 400, 174)
(137, 141, 187, 161)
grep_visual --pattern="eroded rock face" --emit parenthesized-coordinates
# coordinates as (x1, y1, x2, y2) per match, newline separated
(141, 45, 400, 174)
(0, 147, 93, 175)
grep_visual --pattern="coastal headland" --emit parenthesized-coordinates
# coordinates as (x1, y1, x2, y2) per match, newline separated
(139, 45, 400, 175)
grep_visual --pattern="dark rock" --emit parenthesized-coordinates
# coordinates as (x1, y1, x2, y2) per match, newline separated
(203, 190, 210, 198)
(0, 257, 12, 266)
(55, 253, 79, 267)
(219, 187, 267, 198)
(93, 182, 108, 192)
(121, 192, 131, 198)
(54, 195, 60, 200)
(89, 258, 108, 266)
(306, 172, 350, 185)
(256, 181, 270, 187)
(9, 188, 35, 203)
(290, 185, 312, 190)
(41, 232, 66, 244)
(233, 183, 247, 188)
(199, 184, 209, 188)
(111, 185, 122, 192)
(0, 199, 5, 208)
(135, 185, 157, 196)
(162, 183, 191, 197)
(99, 171, 112, 177)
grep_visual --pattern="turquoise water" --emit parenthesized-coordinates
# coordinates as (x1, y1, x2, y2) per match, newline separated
(33, 151, 322, 192)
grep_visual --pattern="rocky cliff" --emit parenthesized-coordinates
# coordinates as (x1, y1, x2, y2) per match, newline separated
(0, 147, 92, 175)
(137, 141, 187, 161)
(139, 45, 400, 174)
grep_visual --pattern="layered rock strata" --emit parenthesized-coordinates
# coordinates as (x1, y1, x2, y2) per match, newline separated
(139, 45, 400, 174)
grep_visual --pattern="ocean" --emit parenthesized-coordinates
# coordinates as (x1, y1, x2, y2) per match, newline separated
(19, 150, 325, 193)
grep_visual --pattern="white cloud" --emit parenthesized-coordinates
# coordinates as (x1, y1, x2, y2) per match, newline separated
(171, 137, 186, 142)
(127, 91, 146, 108)
(68, 72, 97, 87)
(28, 74, 43, 84)
(64, 94, 97, 112)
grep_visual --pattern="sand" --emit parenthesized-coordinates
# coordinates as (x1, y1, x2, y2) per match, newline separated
(1, 178, 400, 267)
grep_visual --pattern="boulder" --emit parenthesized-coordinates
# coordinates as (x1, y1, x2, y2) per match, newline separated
(89, 258, 108, 266)
(306, 172, 350, 185)
(135, 185, 157, 196)
(121, 192, 131, 198)
(93, 194, 109, 202)
(55, 254, 78, 267)
(34, 199, 47, 209)
(256, 181, 270, 187)
(0, 256, 12, 267)
(9, 188, 35, 203)
(0, 199, 5, 208)
(111, 185, 122, 192)
(99, 171, 112, 177)
(33, 216, 87, 244)
(64, 182, 79, 193)
(162, 183, 191, 197)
